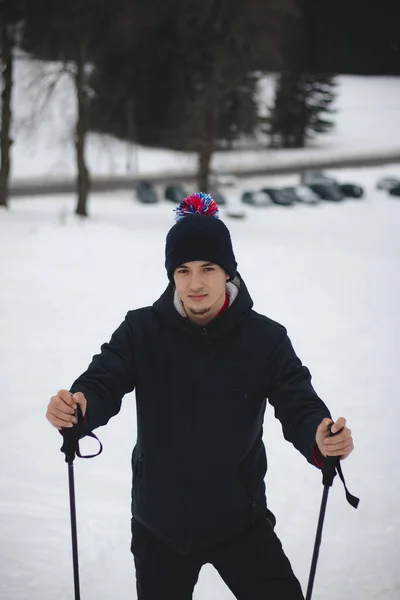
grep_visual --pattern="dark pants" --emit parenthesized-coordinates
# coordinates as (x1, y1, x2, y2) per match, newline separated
(130, 517, 304, 600)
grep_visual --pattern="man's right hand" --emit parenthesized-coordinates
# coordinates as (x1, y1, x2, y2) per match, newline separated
(46, 390, 87, 430)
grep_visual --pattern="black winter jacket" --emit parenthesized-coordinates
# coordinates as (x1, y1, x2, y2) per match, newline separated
(70, 275, 331, 554)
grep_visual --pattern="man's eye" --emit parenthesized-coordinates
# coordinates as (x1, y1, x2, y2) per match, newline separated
(203, 267, 215, 272)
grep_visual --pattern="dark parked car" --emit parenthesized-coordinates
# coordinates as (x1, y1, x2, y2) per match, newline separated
(304, 171, 363, 198)
(136, 180, 158, 203)
(278, 187, 298, 204)
(261, 187, 295, 206)
(242, 191, 272, 206)
(388, 185, 400, 197)
(165, 184, 188, 203)
(308, 181, 344, 201)
(339, 183, 364, 198)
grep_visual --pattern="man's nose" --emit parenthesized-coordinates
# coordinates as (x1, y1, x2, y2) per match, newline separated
(189, 272, 204, 291)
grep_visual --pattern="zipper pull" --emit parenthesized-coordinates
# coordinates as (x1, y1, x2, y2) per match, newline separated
(202, 328, 208, 336)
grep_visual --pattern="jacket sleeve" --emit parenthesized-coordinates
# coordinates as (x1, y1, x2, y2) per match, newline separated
(69, 313, 136, 433)
(266, 329, 331, 467)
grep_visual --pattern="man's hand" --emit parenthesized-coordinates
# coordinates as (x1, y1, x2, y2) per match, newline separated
(46, 390, 87, 430)
(316, 416, 354, 460)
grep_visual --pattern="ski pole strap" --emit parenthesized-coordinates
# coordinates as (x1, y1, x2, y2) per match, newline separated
(322, 457, 359, 508)
(75, 431, 103, 460)
(336, 460, 359, 508)
(60, 405, 103, 463)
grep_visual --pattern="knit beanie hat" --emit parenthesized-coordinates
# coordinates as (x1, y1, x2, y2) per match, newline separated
(165, 192, 237, 282)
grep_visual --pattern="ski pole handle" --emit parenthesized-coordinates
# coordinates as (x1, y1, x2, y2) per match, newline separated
(60, 406, 81, 464)
(322, 422, 343, 487)
(327, 422, 344, 437)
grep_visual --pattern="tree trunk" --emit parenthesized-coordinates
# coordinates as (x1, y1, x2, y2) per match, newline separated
(197, 142, 213, 192)
(294, 129, 306, 148)
(0, 8, 13, 208)
(196, 94, 219, 192)
(74, 40, 90, 217)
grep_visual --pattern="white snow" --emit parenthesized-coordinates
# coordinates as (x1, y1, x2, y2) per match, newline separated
(1, 162, 400, 599)
(10, 55, 400, 180)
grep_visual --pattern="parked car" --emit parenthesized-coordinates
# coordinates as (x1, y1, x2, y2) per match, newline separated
(165, 183, 188, 203)
(308, 181, 344, 201)
(281, 186, 320, 205)
(261, 187, 295, 206)
(303, 170, 363, 198)
(278, 187, 299, 204)
(242, 190, 272, 206)
(388, 185, 400, 197)
(339, 183, 364, 198)
(136, 180, 158, 203)
(376, 177, 400, 191)
(209, 189, 226, 206)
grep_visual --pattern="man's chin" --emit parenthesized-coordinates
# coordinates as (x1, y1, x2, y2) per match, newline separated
(187, 306, 211, 317)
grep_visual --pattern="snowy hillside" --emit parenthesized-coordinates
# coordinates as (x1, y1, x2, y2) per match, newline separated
(10, 55, 400, 181)
(1, 163, 400, 599)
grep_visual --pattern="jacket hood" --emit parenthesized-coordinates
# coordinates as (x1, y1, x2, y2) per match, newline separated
(152, 272, 253, 338)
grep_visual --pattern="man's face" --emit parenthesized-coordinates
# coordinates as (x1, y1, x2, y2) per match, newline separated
(173, 261, 228, 323)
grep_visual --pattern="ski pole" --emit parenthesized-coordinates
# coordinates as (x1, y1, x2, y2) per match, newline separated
(60, 409, 81, 600)
(305, 454, 337, 600)
(67, 460, 81, 600)
(59, 404, 103, 600)
(306, 424, 359, 600)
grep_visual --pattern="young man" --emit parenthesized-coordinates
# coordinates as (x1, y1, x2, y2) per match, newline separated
(46, 193, 354, 600)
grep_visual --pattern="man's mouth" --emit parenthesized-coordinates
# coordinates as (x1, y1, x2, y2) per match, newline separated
(189, 294, 207, 301)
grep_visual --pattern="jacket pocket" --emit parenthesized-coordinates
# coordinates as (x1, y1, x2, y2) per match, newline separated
(133, 452, 144, 484)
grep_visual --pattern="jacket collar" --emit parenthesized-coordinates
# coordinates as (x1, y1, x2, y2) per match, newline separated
(153, 273, 253, 338)
(173, 278, 239, 318)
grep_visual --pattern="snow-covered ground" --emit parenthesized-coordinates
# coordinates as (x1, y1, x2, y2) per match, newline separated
(1, 163, 400, 599)
(10, 56, 400, 180)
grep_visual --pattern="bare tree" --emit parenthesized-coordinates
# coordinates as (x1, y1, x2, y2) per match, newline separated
(23, 0, 105, 217)
(60, 2, 96, 217)
(73, 29, 91, 216)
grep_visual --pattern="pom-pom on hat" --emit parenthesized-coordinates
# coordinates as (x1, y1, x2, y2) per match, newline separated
(165, 192, 237, 282)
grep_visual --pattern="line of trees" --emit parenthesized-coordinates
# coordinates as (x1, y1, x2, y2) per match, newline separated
(1, 0, 398, 215)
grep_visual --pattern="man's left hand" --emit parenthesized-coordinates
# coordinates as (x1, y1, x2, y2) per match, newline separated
(316, 416, 354, 460)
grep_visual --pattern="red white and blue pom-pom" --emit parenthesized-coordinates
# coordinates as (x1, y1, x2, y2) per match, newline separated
(174, 192, 220, 222)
